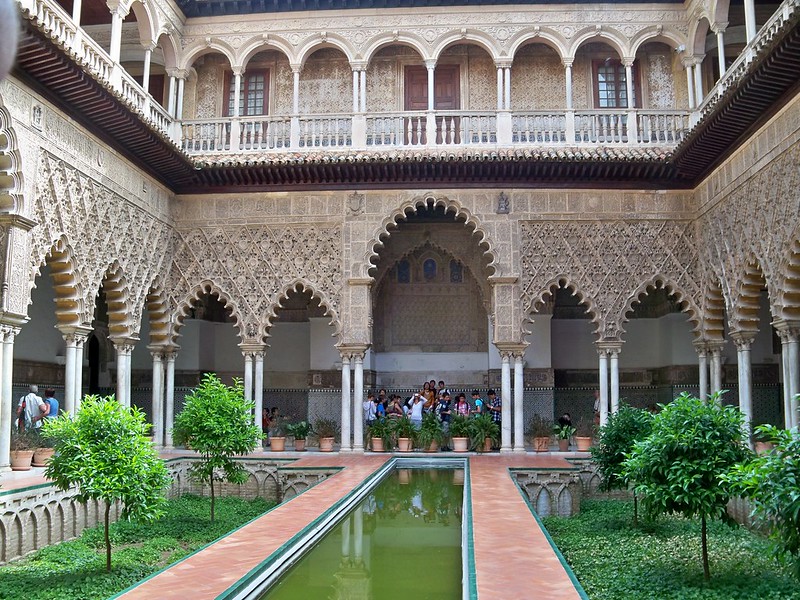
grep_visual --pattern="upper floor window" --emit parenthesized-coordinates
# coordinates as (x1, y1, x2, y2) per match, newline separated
(593, 60, 640, 108)
(224, 70, 269, 116)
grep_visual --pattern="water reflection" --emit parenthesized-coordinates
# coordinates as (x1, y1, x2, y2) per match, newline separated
(262, 469, 464, 600)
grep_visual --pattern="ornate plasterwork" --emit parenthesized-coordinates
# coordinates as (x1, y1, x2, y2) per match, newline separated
(28, 152, 174, 334)
(519, 220, 703, 341)
(165, 223, 343, 343)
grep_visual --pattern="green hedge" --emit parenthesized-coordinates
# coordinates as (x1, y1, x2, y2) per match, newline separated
(0, 495, 274, 600)
(543, 499, 800, 600)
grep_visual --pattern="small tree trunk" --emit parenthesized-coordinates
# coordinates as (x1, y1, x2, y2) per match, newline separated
(104, 501, 112, 572)
(210, 475, 216, 522)
(701, 514, 710, 580)
(633, 490, 638, 526)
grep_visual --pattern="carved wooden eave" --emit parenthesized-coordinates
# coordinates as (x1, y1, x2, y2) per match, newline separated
(12, 11, 800, 193)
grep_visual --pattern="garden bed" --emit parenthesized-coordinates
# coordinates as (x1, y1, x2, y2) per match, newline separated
(543, 499, 800, 600)
(0, 495, 274, 600)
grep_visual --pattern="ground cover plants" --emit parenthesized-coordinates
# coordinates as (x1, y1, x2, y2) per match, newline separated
(543, 499, 800, 600)
(0, 495, 273, 600)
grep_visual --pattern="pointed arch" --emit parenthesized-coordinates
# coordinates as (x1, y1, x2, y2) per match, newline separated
(618, 275, 703, 339)
(31, 236, 84, 327)
(99, 261, 134, 340)
(265, 278, 342, 341)
(365, 195, 499, 280)
(0, 99, 24, 215)
(170, 280, 243, 344)
(567, 27, 629, 60)
(432, 29, 500, 62)
(523, 275, 600, 335)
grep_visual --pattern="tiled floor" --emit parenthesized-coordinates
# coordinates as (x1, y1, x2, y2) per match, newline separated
(2, 452, 585, 599)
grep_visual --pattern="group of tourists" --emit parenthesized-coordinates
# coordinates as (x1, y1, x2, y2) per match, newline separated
(16, 384, 60, 433)
(363, 380, 502, 450)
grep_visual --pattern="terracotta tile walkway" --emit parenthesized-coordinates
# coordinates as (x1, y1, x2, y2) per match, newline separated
(470, 455, 583, 600)
(119, 454, 391, 600)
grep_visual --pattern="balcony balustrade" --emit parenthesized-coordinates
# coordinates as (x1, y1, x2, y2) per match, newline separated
(17, 0, 798, 159)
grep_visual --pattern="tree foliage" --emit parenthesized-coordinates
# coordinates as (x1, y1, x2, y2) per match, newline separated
(623, 392, 751, 580)
(726, 424, 800, 578)
(42, 395, 171, 572)
(172, 373, 261, 521)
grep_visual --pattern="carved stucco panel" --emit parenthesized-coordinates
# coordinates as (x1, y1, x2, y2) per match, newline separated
(511, 45, 565, 110)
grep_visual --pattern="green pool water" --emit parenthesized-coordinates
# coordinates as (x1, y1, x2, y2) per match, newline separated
(260, 468, 465, 600)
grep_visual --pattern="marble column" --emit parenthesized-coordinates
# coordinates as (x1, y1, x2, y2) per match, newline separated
(113, 339, 134, 407)
(164, 351, 176, 448)
(426, 62, 435, 111)
(74, 333, 87, 412)
(108, 5, 125, 64)
(254, 351, 265, 433)
(714, 25, 727, 80)
(150, 349, 164, 445)
(0, 326, 19, 472)
(503, 66, 511, 110)
(496, 66, 503, 110)
(243, 352, 253, 402)
(166, 72, 177, 116)
(513, 353, 525, 453)
(352, 69, 359, 113)
(684, 60, 696, 110)
(176, 73, 186, 120)
(775, 320, 800, 429)
(142, 45, 153, 94)
(63, 333, 78, 415)
(500, 352, 512, 453)
(693, 59, 704, 107)
(292, 68, 301, 114)
(609, 347, 620, 414)
(564, 61, 573, 109)
(744, 0, 757, 42)
(732, 333, 755, 444)
(72, 0, 82, 23)
(695, 343, 709, 401)
(598, 348, 609, 426)
(352, 353, 364, 452)
(359, 69, 366, 113)
(340, 354, 352, 452)
(709, 342, 724, 396)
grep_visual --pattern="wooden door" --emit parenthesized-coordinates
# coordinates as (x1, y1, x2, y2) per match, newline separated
(404, 66, 429, 144)
(404, 64, 461, 144)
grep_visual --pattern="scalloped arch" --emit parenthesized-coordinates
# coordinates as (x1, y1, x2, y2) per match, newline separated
(264, 278, 342, 341)
(618, 275, 703, 339)
(567, 27, 630, 60)
(146, 275, 171, 346)
(98, 260, 135, 340)
(507, 28, 569, 61)
(729, 257, 769, 335)
(170, 280, 243, 344)
(179, 39, 236, 71)
(364, 195, 498, 279)
(361, 32, 431, 64)
(432, 29, 501, 61)
(699, 279, 726, 342)
(776, 232, 800, 321)
(629, 26, 687, 56)
(296, 34, 356, 66)
(523, 275, 601, 334)
(0, 101, 24, 215)
(30, 236, 84, 327)
(236, 35, 295, 68)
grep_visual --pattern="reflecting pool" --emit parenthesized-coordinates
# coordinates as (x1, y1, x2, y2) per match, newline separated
(260, 468, 465, 600)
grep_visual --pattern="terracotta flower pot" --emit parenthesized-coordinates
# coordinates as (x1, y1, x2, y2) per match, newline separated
(371, 437, 386, 452)
(575, 437, 593, 452)
(534, 437, 550, 452)
(319, 437, 335, 452)
(10, 450, 34, 471)
(452, 437, 469, 452)
(754, 441, 774, 454)
(425, 441, 439, 453)
(398, 438, 413, 452)
(32, 447, 55, 467)
(558, 438, 570, 452)
(270, 437, 286, 452)
(294, 438, 306, 451)
(483, 437, 492, 453)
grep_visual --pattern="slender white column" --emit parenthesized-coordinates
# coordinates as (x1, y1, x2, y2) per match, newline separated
(232, 71, 242, 117)
(340, 355, 352, 452)
(685, 61, 696, 110)
(292, 68, 301, 114)
(151, 351, 164, 445)
(176, 75, 186, 120)
(598, 350, 609, 426)
(789, 340, 799, 428)
(776, 322, 800, 428)
(781, 343, 792, 427)
(141, 47, 153, 94)
(74, 334, 87, 412)
(624, 62, 635, 108)
(496, 67, 503, 110)
(564, 62, 573, 110)
(243, 352, 253, 402)
(710, 345, 723, 395)
(353, 505, 364, 562)
(352, 69, 359, 113)
(63, 334, 78, 415)
(167, 74, 176, 116)
(359, 69, 366, 113)
(697, 345, 709, 401)
(72, 0, 83, 24)
(503, 67, 511, 111)
(715, 30, 726, 80)
(733, 335, 754, 445)
(254, 351, 264, 432)
(352, 354, 364, 452)
(500, 352, 512, 453)
(114, 340, 133, 407)
(109, 6, 124, 64)
(693, 61, 704, 106)
(513, 354, 525, 453)
(426, 63, 435, 111)
(0, 327, 9, 471)
(610, 349, 620, 414)
(744, 0, 757, 42)
(164, 352, 175, 448)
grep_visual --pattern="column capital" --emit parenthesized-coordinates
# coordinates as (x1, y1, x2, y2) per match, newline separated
(423, 59, 437, 70)
(495, 59, 513, 70)
(57, 325, 93, 342)
(110, 336, 137, 352)
(0, 213, 37, 232)
(711, 21, 729, 34)
(239, 342, 267, 354)
(693, 339, 710, 356)
(495, 342, 528, 358)
(290, 63, 303, 74)
(142, 41, 157, 52)
(231, 65, 245, 77)
(621, 56, 636, 67)
(730, 331, 756, 350)
(0, 323, 21, 338)
(596, 340, 623, 354)
(561, 58, 574, 68)
(337, 344, 368, 361)
(773, 318, 800, 342)
(487, 275, 519, 286)
(349, 61, 367, 72)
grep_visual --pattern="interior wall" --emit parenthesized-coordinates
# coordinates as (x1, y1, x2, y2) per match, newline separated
(16, 264, 65, 363)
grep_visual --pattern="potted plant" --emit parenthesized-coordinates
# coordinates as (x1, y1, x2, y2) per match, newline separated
(367, 418, 392, 452)
(468, 413, 500, 452)
(313, 418, 339, 452)
(574, 418, 594, 452)
(268, 418, 287, 452)
(392, 416, 416, 452)
(416, 412, 444, 452)
(10, 430, 36, 471)
(527, 415, 553, 452)
(286, 420, 313, 451)
(449, 415, 470, 452)
(554, 423, 576, 452)
(32, 433, 56, 467)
